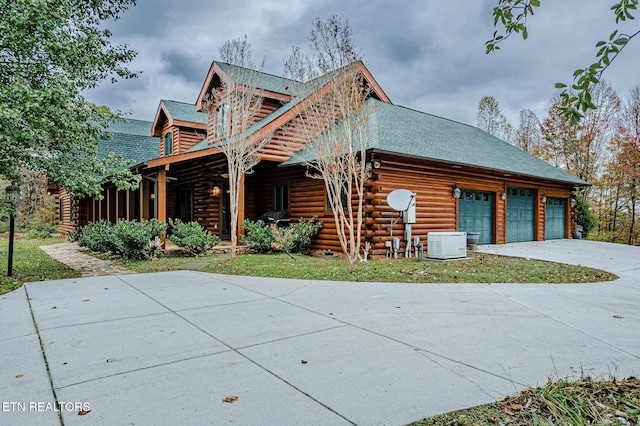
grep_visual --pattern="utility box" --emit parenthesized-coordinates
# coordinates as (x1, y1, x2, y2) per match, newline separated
(427, 232, 467, 260)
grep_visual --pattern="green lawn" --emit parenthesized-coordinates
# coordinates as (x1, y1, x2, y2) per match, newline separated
(123, 251, 616, 284)
(0, 239, 616, 296)
(0, 237, 80, 295)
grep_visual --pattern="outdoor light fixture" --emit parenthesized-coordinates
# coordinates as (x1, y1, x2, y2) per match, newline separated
(451, 184, 461, 199)
(150, 193, 156, 200)
(541, 196, 547, 203)
(212, 185, 221, 197)
(570, 197, 577, 207)
(5, 182, 21, 277)
(500, 192, 507, 200)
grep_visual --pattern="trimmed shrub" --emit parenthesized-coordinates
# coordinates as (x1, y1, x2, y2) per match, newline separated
(242, 220, 275, 253)
(75, 219, 166, 260)
(168, 218, 220, 256)
(242, 216, 322, 253)
(112, 219, 166, 260)
(288, 216, 323, 252)
(75, 220, 116, 253)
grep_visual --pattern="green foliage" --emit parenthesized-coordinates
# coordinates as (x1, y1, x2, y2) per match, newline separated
(242, 216, 323, 254)
(287, 216, 324, 252)
(168, 218, 221, 256)
(241, 220, 276, 253)
(111, 220, 166, 260)
(0, 0, 140, 196)
(575, 193, 596, 237)
(487, 0, 638, 123)
(74, 220, 116, 253)
(27, 225, 58, 239)
(75, 219, 166, 260)
(26, 204, 58, 238)
(485, 0, 540, 54)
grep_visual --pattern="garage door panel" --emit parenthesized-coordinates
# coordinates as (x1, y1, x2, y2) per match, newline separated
(506, 187, 535, 243)
(458, 190, 493, 244)
(545, 198, 566, 239)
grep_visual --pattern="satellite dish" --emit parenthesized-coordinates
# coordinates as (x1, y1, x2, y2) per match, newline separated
(387, 189, 414, 211)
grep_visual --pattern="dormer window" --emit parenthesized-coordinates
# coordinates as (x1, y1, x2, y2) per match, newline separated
(164, 131, 173, 156)
(215, 103, 228, 137)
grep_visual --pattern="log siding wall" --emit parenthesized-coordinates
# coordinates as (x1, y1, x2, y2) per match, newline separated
(60, 154, 576, 255)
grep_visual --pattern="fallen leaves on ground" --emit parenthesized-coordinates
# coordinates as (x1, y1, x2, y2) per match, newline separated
(222, 396, 238, 403)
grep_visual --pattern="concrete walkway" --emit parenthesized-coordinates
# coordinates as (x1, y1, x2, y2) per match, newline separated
(39, 243, 135, 277)
(1, 240, 639, 425)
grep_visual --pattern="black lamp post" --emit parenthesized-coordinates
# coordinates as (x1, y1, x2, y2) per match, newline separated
(5, 182, 21, 277)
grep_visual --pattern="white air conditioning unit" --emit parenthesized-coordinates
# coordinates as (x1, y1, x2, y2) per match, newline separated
(427, 232, 467, 260)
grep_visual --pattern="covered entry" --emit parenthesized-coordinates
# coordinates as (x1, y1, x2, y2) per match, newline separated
(506, 187, 535, 242)
(458, 189, 494, 244)
(545, 198, 566, 239)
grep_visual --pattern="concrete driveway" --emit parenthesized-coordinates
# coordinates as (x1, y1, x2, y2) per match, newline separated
(1, 240, 639, 425)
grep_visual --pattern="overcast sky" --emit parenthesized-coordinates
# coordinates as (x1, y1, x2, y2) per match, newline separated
(85, 0, 640, 129)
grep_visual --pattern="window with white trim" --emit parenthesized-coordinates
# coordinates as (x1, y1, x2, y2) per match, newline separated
(164, 131, 173, 156)
(215, 103, 229, 137)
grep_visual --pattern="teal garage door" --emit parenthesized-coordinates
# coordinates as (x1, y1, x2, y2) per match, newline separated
(458, 190, 493, 244)
(506, 187, 535, 242)
(545, 198, 566, 240)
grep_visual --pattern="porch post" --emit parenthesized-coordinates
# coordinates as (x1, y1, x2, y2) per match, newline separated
(157, 170, 167, 247)
(126, 190, 130, 221)
(106, 188, 110, 222)
(238, 172, 245, 238)
(140, 180, 147, 220)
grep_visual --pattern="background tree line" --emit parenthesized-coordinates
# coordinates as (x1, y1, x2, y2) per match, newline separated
(476, 83, 640, 245)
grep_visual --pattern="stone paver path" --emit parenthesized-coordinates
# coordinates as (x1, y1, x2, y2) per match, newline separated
(40, 242, 135, 277)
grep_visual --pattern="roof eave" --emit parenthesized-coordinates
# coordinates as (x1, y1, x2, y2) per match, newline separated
(150, 101, 171, 136)
(368, 148, 589, 187)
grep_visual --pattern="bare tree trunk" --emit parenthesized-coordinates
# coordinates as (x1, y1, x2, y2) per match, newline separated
(202, 37, 271, 259)
(629, 179, 636, 245)
(283, 16, 373, 272)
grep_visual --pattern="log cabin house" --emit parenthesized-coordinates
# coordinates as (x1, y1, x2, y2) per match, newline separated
(56, 60, 587, 257)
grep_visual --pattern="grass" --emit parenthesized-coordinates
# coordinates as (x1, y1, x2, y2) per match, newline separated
(121, 251, 616, 284)
(0, 237, 80, 295)
(412, 375, 640, 425)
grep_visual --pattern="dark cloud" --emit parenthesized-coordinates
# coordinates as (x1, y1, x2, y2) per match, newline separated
(160, 50, 206, 83)
(382, 35, 423, 64)
(84, 0, 640, 128)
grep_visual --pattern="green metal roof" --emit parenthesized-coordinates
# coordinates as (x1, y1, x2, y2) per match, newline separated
(100, 118, 160, 165)
(284, 99, 587, 186)
(161, 100, 207, 125)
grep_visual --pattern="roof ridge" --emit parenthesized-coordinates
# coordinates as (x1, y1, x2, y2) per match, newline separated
(114, 117, 153, 124)
(214, 60, 299, 84)
(161, 99, 197, 107)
